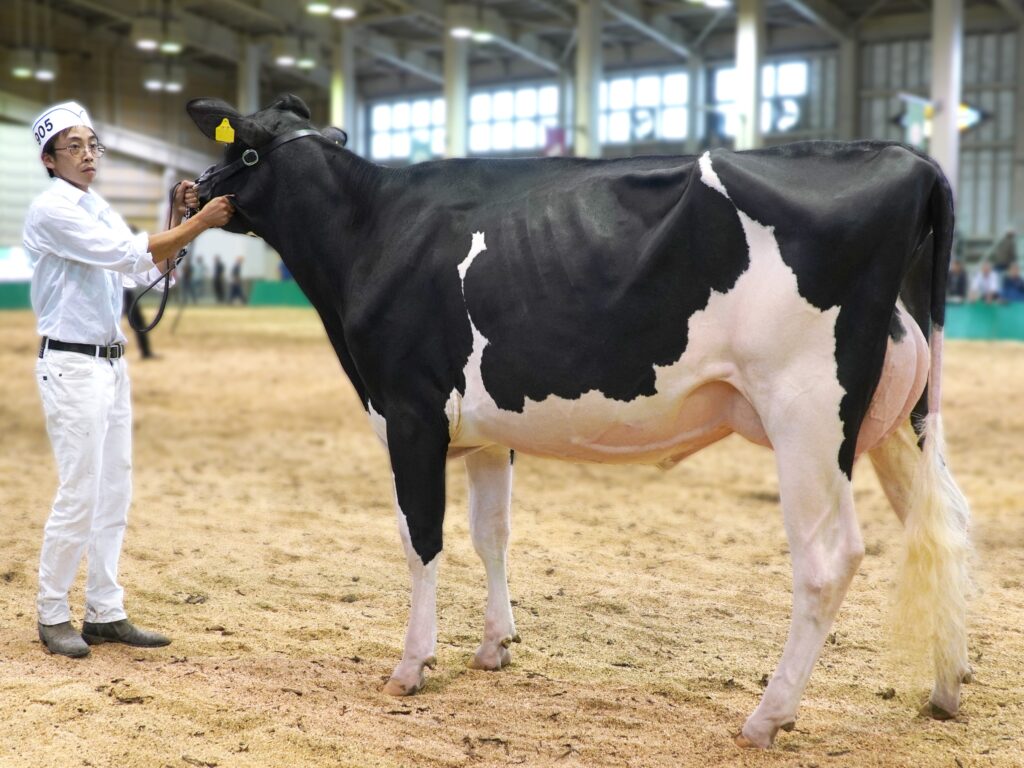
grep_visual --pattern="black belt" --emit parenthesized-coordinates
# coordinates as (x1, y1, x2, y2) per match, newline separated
(39, 338, 125, 360)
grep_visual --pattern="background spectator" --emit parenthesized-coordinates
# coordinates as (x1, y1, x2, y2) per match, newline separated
(990, 227, 1018, 273)
(1000, 261, 1024, 302)
(213, 255, 226, 303)
(947, 258, 968, 303)
(970, 261, 1001, 303)
(228, 256, 247, 305)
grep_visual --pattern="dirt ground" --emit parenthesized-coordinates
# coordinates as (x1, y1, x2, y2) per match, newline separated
(1, 306, 1022, 768)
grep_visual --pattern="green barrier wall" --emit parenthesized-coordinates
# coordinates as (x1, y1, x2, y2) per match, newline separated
(6, 280, 1024, 342)
(248, 280, 310, 307)
(0, 282, 30, 309)
(944, 302, 1024, 340)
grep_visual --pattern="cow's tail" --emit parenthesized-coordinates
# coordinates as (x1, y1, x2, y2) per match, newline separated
(873, 157, 971, 710)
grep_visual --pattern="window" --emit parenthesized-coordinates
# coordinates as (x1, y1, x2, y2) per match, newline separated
(599, 70, 689, 144)
(370, 96, 445, 162)
(468, 84, 560, 154)
(711, 60, 809, 138)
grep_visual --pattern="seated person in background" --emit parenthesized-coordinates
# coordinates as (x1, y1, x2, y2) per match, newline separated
(947, 258, 968, 303)
(1000, 262, 1024, 302)
(969, 261, 1002, 304)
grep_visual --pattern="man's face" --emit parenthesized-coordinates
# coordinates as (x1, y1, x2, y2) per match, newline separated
(43, 126, 100, 190)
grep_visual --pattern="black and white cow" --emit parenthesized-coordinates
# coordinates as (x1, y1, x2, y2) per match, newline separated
(187, 94, 971, 748)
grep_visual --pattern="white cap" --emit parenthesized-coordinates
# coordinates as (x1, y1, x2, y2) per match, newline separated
(31, 101, 94, 147)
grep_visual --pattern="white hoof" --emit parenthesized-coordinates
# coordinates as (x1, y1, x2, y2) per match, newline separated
(383, 656, 436, 696)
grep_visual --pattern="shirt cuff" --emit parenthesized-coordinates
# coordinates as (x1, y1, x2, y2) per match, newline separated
(131, 230, 158, 273)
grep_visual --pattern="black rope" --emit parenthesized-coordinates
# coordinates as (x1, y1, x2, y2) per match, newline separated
(128, 182, 191, 333)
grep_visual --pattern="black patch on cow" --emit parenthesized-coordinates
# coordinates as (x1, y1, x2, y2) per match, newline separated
(888, 308, 906, 343)
(710, 142, 936, 476)
(460, 158, 750, 412)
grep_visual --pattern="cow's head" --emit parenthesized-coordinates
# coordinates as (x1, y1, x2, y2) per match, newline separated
(186, 94, 347, 235)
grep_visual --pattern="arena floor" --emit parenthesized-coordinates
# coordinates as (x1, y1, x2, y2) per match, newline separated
(1, 306, 1022, 768)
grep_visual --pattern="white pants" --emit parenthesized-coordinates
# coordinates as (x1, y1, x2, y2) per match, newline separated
(35, 349, 132, 625)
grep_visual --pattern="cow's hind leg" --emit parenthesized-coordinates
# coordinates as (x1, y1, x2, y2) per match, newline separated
(464, 447, 519, 670)
(738, 438, 864, 748)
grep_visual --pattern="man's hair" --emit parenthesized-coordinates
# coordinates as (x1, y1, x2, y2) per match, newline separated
(41, 127, 74, 179)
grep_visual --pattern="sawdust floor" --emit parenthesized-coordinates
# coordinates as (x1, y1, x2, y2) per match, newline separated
(1, 307, 1022, 768)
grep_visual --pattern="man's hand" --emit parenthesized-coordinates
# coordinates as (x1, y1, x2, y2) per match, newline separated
(173, 180, 199, 218)
(194, 195, 235, 228)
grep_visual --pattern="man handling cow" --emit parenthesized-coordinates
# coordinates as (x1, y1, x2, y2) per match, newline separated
(24, 100, 235, 658)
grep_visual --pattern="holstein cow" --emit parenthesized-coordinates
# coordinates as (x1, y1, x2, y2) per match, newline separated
(187, 94, 970, 748)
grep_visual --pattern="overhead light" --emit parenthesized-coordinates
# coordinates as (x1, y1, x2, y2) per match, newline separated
(10, 48, 35, 79)
(296, 40, 317, 70)
(132, 18, 161, 51)
(472, 30, 493, 43)
(159, 19, 185, 54)
(306, 1, 331, 13)
(164, 64, 186, 92)
(143, 63, 165, 91)
(331, 1, 363, 19)
(447, 4, 489, 42)
(272, 37, 300, 68)
(34, 50, 58, 81)
(450, 26, 472, 39)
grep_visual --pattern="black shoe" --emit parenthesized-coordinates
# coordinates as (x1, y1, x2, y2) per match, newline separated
(81, 619, 171, 648)
(39, 621, 91, 658)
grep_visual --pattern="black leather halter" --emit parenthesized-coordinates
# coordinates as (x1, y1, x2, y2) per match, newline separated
(196, 128, 323, 189)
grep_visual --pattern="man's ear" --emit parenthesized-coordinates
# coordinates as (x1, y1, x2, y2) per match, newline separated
(186, 98, 273, 147)
(41, 150, 56, 172)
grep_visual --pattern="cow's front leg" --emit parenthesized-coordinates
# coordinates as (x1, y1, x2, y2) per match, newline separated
(464, 447, 519, 670)
(737, 437, 864, 748)
(382, 412, 449, 697)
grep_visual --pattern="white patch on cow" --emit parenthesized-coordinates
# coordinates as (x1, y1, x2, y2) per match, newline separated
(698, 151, 729, 198)
(367, 400, 388, 446)
(451, 156, 846, 466)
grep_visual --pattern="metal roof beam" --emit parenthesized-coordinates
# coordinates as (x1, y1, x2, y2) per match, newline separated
(603, 0, 693, 59)
(357, 31, 444, 84)
(778, 0, 852, 42)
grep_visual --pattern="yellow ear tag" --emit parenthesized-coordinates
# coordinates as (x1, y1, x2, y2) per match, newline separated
(215, 118, 236, 144)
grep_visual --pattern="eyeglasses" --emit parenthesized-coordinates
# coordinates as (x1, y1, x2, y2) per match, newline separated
(54, 143, 106, 158)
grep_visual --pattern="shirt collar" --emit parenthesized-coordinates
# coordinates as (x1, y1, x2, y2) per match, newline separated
(50, 177, 110, 215)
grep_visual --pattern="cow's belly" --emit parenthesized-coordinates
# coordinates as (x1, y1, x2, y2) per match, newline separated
(448, 378, 769, 465)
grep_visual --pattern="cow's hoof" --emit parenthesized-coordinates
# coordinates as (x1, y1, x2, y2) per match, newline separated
(383, 656, 436, 696)
(468, 638, 514, 670)
(961, 666, 974, 684)
(734, 732, 767, 749)
(919, 701, 957, 721)
(734, 723, 779, 749)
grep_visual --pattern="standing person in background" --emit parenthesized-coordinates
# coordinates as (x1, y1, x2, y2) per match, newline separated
(990, 227, 1018, 273)
(227, 255, 247, 305)
(193, 254, 207, 301)
(24, 101, 235, 658)
(213, 254, 226, 303)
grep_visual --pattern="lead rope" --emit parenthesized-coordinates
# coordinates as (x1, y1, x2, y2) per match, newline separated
(128, 182, 192, 333)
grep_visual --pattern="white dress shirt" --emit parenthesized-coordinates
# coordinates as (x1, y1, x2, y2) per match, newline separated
(23, 178, 167, 345)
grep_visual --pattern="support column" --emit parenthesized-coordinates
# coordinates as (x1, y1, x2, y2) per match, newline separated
(237, 39, 261, 115)
(837, 37, 859, 140)
(444, 26, 469, 158)
(734, 0, 764, 150)
(686, 55, 706, 154)
(330, 24, 359, 152)
(574, 0, 602, 158)
(1012, 27, 1024, 232)
(930, 0, 963, 200)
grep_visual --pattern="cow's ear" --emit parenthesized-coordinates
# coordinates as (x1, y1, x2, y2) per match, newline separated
(267, 93, 311, 120)
(186, 98, 273, 147)
(322, 127, 348, 147)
